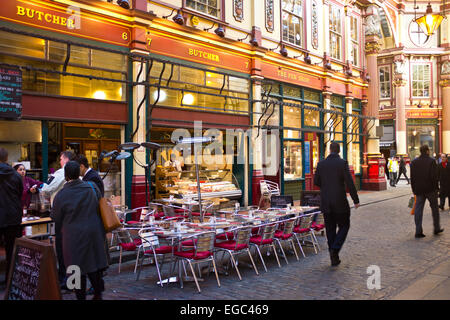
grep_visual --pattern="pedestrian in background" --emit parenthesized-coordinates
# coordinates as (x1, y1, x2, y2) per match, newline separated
(314, 142, 360, 267)
(388, 156, 399, 187)
(13, 164, 42, 209)
(438, 153, 450, 210)
(410, 145, 444, 238)
(50, 161, 108, 300)
(75, 154, 104, 197)
(0, 148, 23, 285)
(396, 156, 410, 185)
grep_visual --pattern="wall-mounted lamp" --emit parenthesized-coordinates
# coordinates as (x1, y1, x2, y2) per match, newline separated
(280, 45, 288, 57)
(417, 101, 422, 108)
(214, 24, 225, 37)
(204, 22, 217, 32)
(429, 101, 435, 108)
(117, 0, 130, 9)
(163, 9, 185, 25)
(293, 52, 312, 64)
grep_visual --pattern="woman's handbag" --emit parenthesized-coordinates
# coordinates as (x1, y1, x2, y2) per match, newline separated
(88, 182, 122, 233)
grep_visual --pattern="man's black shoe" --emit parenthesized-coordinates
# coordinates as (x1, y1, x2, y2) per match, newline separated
(415, 233, 426, 238)
(433, 228, 444, 235)
(329, 250, 341, 267)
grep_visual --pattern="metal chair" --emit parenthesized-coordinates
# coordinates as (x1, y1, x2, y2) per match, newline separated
(173, 231, 221, 293)
(124, 207, 156, 227)
(162, 204, 189, 220)
(293, 214, 319, 256)
(214, 226, 259, 280)
(115, 228, 143, 274)
(249, 222, 281, 272)
(273, 216, 300, 264)
(310, 212, 325, 251)
(136, 227, 175, 286)
(258, 180, 280, 208)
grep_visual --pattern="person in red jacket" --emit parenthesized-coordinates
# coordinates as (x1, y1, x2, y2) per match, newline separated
(13, 164, 42, 209)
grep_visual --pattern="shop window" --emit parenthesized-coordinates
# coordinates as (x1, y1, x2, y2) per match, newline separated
(408, 125, 436, 159)
(303, 103, 320, 127)
(284, 141, 302, 180)
(283, 100, 302, 139)
(329, 5, 342, 60)
(379, 65, 391, 99)
(148, 62, 250, 114)
(283, 85, 301, 98)
(186, 0, 220, 18)
(0, 31, 45, 59)
(303, 89, 320, 102)
(412, 64, 430, 98)
(351, 111, 361, 174)
(0, 32, 127, 101)
(282, 0, 304, 47)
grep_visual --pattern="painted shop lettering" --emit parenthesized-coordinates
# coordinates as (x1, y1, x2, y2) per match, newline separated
(16, 5, 75, 28)
(188, 48, 220, 62)
(277, 69, 310, 83)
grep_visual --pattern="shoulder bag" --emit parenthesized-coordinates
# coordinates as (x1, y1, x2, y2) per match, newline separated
(88, 182, 122, 233)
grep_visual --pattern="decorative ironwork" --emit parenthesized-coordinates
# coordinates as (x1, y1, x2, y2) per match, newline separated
(233, 0, 244, 21)
(311, 1, 319, 49)
(265, 0, 274, 32)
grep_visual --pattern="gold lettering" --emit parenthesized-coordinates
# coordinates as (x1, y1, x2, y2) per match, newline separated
(17, 6, 25, 16)
(45, 13, 52, 23)
(67, 19, 75, 29)
(189, 48, 193, 56)
(26, 8, 35, 19)
(60, 17, 67, 26)
(53, 15, 60, 25)
(36, 11, 44, 21)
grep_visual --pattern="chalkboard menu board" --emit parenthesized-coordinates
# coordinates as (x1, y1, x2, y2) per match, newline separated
(4, 238, 61, 300)
(0, 66, 22, 120)
(271, 195, 294, 208)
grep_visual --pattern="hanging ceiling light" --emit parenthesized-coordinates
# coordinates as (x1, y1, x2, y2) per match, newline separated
(414, 1, 446, 36)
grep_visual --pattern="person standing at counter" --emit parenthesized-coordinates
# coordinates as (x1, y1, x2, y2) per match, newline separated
(164, 153, 182, 171)
(13, 164, 42, 209)
(0, 148, 23, 285)
(314, 142, 360, 267)
(40, 150, 74, 287)
(50, 161, 108, 300)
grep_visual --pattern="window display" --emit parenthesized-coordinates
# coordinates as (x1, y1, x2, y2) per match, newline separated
(284, 141, 302, 180)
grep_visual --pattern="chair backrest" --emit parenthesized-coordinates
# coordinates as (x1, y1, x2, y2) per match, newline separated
(193, 231, 216, 255)
(279, 217, 297, 235)
(262, 180, 280, 196)
(296, 214, 313, 230)
(314, 212, 324, 225)
(256, 222, 277, 243)
(162, 205, 177, 217)
(115, 228, 134, 244)
(134, 207, 157, 222)
(233, 226, 252, 247)
(139, 228, 160, 250)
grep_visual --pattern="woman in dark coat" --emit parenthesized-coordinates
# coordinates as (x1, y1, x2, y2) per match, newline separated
(13, 164, 42, 209)
(50, 161, 108, 300)
(438, 154, 450, 210)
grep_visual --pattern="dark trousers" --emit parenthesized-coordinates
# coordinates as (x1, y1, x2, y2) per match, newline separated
(396, 169, 410, 184)
(414, 191, 441, 235)
(55, 233, 66, 284)
(323, 211, 350, 253)
(75, 269, 104, 300)
(0, 225, 22, 281)
(439, 193, 450, 209)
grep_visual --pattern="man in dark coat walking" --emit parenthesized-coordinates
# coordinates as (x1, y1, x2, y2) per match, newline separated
(438, 153, 450, 210)
(410, 145, 444, 238)
(50, 161, 109, 300)
(396, 156, 410, 184)
(0, 148, 23, 284)
(314, 142, 360, 266)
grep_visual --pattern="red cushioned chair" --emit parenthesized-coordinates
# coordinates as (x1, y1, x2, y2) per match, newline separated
(188, 201, 214, 221)
(293, 214, 319, 256)
(136, 227, 175, 287)
(310, 212, 325, 252)
(274, 216, 299, 264)
(249, 222, 281, 272)
(162, 204, 189, 220)
(115, 229, 143, 274)
(214, 226, 259, 280)
(172, 231, 221, 293)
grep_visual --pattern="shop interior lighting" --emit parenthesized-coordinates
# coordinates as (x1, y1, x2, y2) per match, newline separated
(182, 93, 195, 105)
(414, 0, 446, 36)
(93, 90, 106, 100)
(153, 89, 167, 102)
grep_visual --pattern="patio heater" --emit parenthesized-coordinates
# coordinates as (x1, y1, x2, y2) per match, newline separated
(176, 136, 215, 222)
(119, 141, 161, 206)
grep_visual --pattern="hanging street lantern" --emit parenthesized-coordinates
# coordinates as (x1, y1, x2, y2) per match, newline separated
(415, 2, 445, 36)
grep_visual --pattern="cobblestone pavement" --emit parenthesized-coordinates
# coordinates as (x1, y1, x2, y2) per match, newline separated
(57, 181, 447, 300)
(1, 181, 448, 301)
